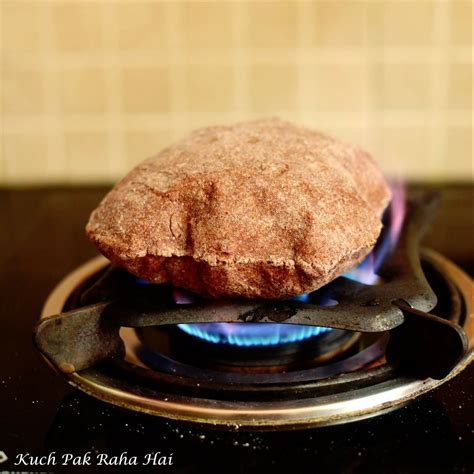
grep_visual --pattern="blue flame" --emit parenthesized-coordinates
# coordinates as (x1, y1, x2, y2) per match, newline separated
(292, 293, 310, 302)
(343, 181, 405, 285)
(175, 289, 333, 346)
(177, 322, 331, 347)
(136, 278, 151, 285)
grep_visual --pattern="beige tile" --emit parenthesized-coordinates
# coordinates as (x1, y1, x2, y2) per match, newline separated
(2, 133, 48, 182)
(125, 131, 173, 168)
(374, 126, 436, 178)
(372, 1, 434, 46)
(122, 68, 171, 113)
(374, 63, 433, 109)
(249, 63, 298, 113)
(116, 2, 168, 50)
(444, 127, 473, 180)
(186, 65, 235, 113)
(1, 66, 44, 115)
(64, 132, 109, 180)
(311, 64, 370, 110)
(248, 2, 298, 48)
(447, 63, 472, 109)
(1, 1, 45, 51)
(449, 0, 472, 45)
(54, 3, 103, 51)
(182, 2, 234, 49)
(59, 69, 106, 113)
(312, 1, 368, 47)
(324, 126, 374, 151)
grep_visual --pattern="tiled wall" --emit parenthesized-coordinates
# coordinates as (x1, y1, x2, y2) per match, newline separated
(1, 0, 472, 184)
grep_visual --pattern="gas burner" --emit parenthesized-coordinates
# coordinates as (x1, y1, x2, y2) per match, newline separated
(177, 322, 333, 346)
(135, 324, 361, 373)
(35, 193, 473, 429)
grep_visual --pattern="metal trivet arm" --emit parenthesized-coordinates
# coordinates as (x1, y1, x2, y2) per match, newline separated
(34, 192, 468, 380)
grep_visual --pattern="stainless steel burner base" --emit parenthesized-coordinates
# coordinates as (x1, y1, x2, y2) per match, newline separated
(40, 249, 473, 430)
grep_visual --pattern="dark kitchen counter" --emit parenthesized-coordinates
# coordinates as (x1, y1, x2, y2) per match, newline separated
(0, 185, 473, 473)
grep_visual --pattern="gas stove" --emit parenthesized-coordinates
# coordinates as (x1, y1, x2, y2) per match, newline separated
(1, 186, 473, 473)
(35, 189, 472, 430)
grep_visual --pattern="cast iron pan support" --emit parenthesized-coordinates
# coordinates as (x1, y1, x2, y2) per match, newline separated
(35, 192, 468, 380)
(388, 300, 467, 379)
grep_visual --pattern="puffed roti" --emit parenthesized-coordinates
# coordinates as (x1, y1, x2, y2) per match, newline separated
(86, 118, 391, 299)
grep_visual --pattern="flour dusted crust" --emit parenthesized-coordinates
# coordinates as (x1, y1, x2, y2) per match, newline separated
(86, 118, 391, 299)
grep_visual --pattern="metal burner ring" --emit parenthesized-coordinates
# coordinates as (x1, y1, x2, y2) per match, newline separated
(39, 249, 473, 430)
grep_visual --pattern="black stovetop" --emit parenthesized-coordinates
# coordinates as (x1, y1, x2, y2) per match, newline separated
(1, 186, 473, 473)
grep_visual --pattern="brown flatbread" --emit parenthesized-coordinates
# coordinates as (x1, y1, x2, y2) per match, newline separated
(86, 118, 391, 299)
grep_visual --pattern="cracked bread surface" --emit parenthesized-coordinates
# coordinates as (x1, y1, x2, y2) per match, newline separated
(86, 118, 391, 298)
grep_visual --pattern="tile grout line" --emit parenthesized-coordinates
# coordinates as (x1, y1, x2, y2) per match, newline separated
(232, 0, 250, 119)
(164, 2, 188, 140)
(366, 0, 380, 159)
(296, 0, 313, 124)
(2, 109, 470, 134)
(8, 47, 472, 68)
(432, 0, 450, 176)
(102, 2, 125, 177)
(41, 4, 65, 183)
